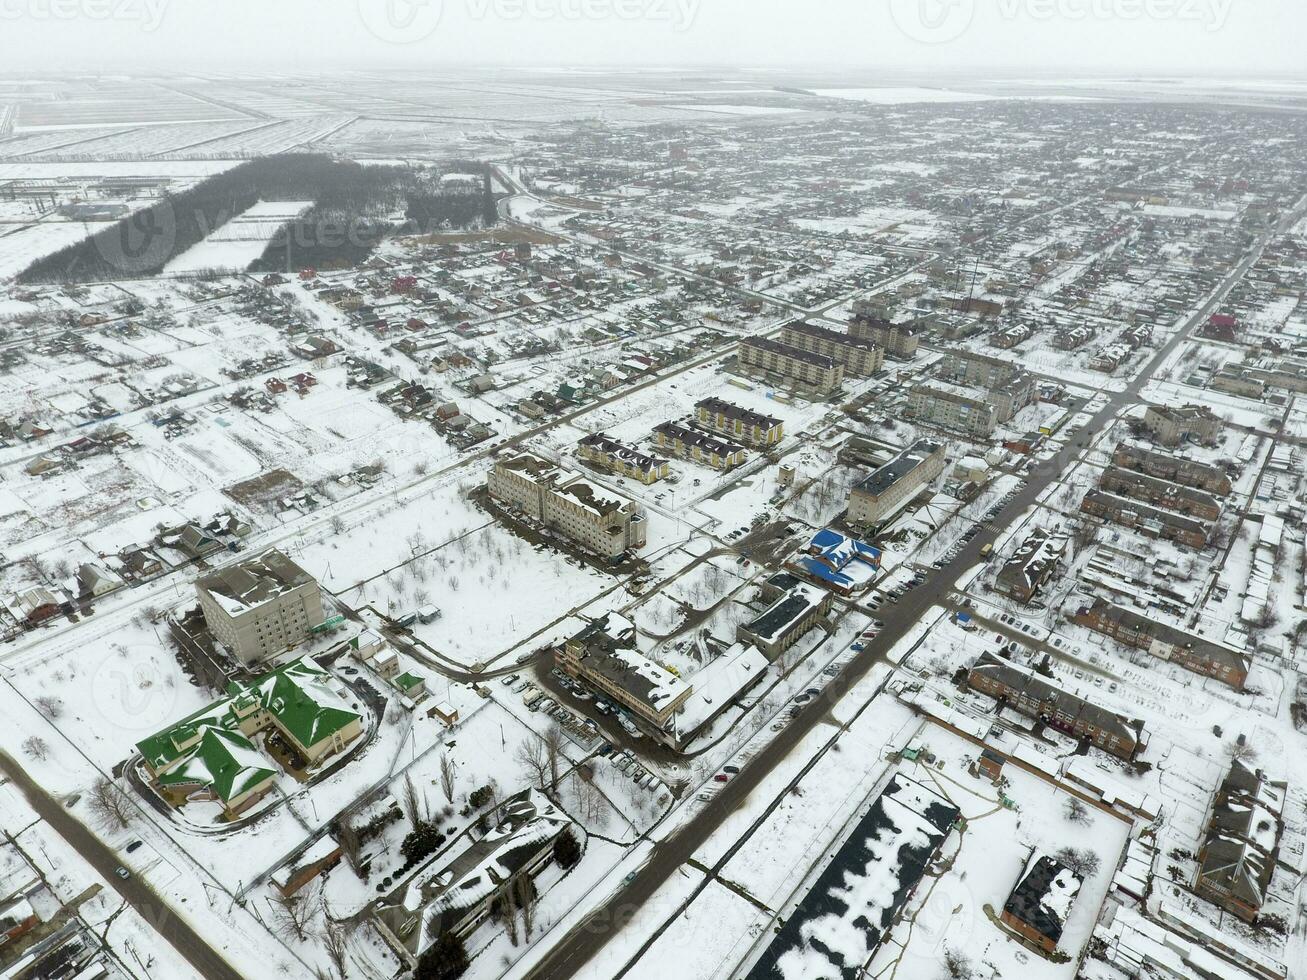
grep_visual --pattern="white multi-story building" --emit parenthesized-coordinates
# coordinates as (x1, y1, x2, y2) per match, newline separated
(196, 549, 324, 664)
(488, 452, 647, 560)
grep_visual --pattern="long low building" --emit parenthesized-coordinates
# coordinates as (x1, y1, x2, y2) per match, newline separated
(1098, 466, 1222, 522)
(557, 614, 691, 730)
(1112, 442, 1232, 495)
(1080, 488, 1210, 550)
(736, 582, 831, 660)
(966, 653, 1145, 760)
(847, 439, 946, 528)
(737, 336, 844, 396)
(652, 420, 747, 471)
(577, 432, 669, 484)
(779, 320, 885, 376)
(488, 452, 647, 560)
(1072, 598, 1249, 690)
(694, 397, 783, 447)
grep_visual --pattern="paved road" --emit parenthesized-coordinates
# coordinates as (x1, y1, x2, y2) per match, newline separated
(523, 199, 1304, 980)
(0, 751, 242, 980)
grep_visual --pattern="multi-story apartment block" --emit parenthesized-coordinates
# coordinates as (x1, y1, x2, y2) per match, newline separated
(694, 398, 783, 448)
(907, 381, 999, 437)
(1072, 598, 1249, 690)
(577, 432, 669, 484)
(653, 421, 747, 471)
(1080, 489, 1211, 550)
(966, 653, 1145, 760)
(847, 440, 946, 527)
(995, 527, 1068, 604)
(1143, 404, 1222, 447)
(737, 336, 844, 396)
(196, 549, 324, 664)
(557, 614, 691, 730)
(938, 350, 1037, 422)
(1112, 442, 1232, 496)
(1195, 760, 1286, 923)
(1098, 466, 1223, 522)
(779, 320, 885, 377)
(848, 312, 919, 359)
(488, 452, 647, 560)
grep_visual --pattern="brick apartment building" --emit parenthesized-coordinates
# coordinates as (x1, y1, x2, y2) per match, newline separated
(694, 397, 783, 447)
(737, 336, 844, 396)
(779, 320, 886, 377)
(1112, 442, 1232, 496)
(1080, 489, 1211, 550)
(1072, 598, 1249, 690)
(1098, 466, 1223, 522)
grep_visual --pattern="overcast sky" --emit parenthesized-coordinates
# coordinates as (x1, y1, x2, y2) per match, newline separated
(1, 0, 1303, 77)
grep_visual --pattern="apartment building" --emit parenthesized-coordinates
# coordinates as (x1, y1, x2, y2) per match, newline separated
(995, 527, 1068, 604)
(1098, 466, 1223, 522)
(779, 320, 886, 376)
(653, 421, 748, 471)
(1113, 442, 1232, 496)
(848, 312, 919, 359)
(1080, 488, 1211, 550)
(557, 614, 691, 729)
(1144, 404, 1222, 447)
(966, 653, 1145, 760)
(938, 350, 1037, 422)
(847, 440, 946, 527)
(907, 381, 999, 437)
(577, 432, 669, 484)
(488, 452, 647, 560)
(694, 397, 783, 448)
(1072, 598, 1249, 690)
(1195, 760, 1286, 923)
(737, 336, 844, 396)
(196, 549, 324, 664)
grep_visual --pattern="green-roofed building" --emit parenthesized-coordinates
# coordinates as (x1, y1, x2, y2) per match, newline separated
(137, 655, 363, 815)
(155, 728, 277, 816)
(393, 672, 426, 698)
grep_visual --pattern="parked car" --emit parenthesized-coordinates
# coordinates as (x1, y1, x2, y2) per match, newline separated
(723, 765, 740, 774)
(714, 774, 729, 783)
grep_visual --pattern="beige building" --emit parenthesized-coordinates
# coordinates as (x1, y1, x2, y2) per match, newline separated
(1143, 404, 1222, 447)
(577, 432, 669, 484)
(738, 336, 844, 396)
(653, 421, 748, 471)
(779, 321, 885, 377)
(907, 381, 999, 437)
(848, 440, 946, 527)
(196, 550, 324, 665)
(694, 398, 783, 447)
(848, 313, 919, 359)
(488, 452, 647, 560)
(557, 614, 691, 730)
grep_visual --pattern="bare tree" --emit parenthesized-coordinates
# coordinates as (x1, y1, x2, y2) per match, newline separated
(517, 874, 537, 938)
(542, 725, 566, 790)
(1064, 797, 1090, 825)
(515, 738, 549, 791)
(270, 889, 313, 942)
(402, 773, 427, 827)
(88, 777, 132, 830)
(439, 754, 457, 804)
(34, 695, 63, 719)
(21, 735, 48, 761)
(320, 897, 350, 979)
